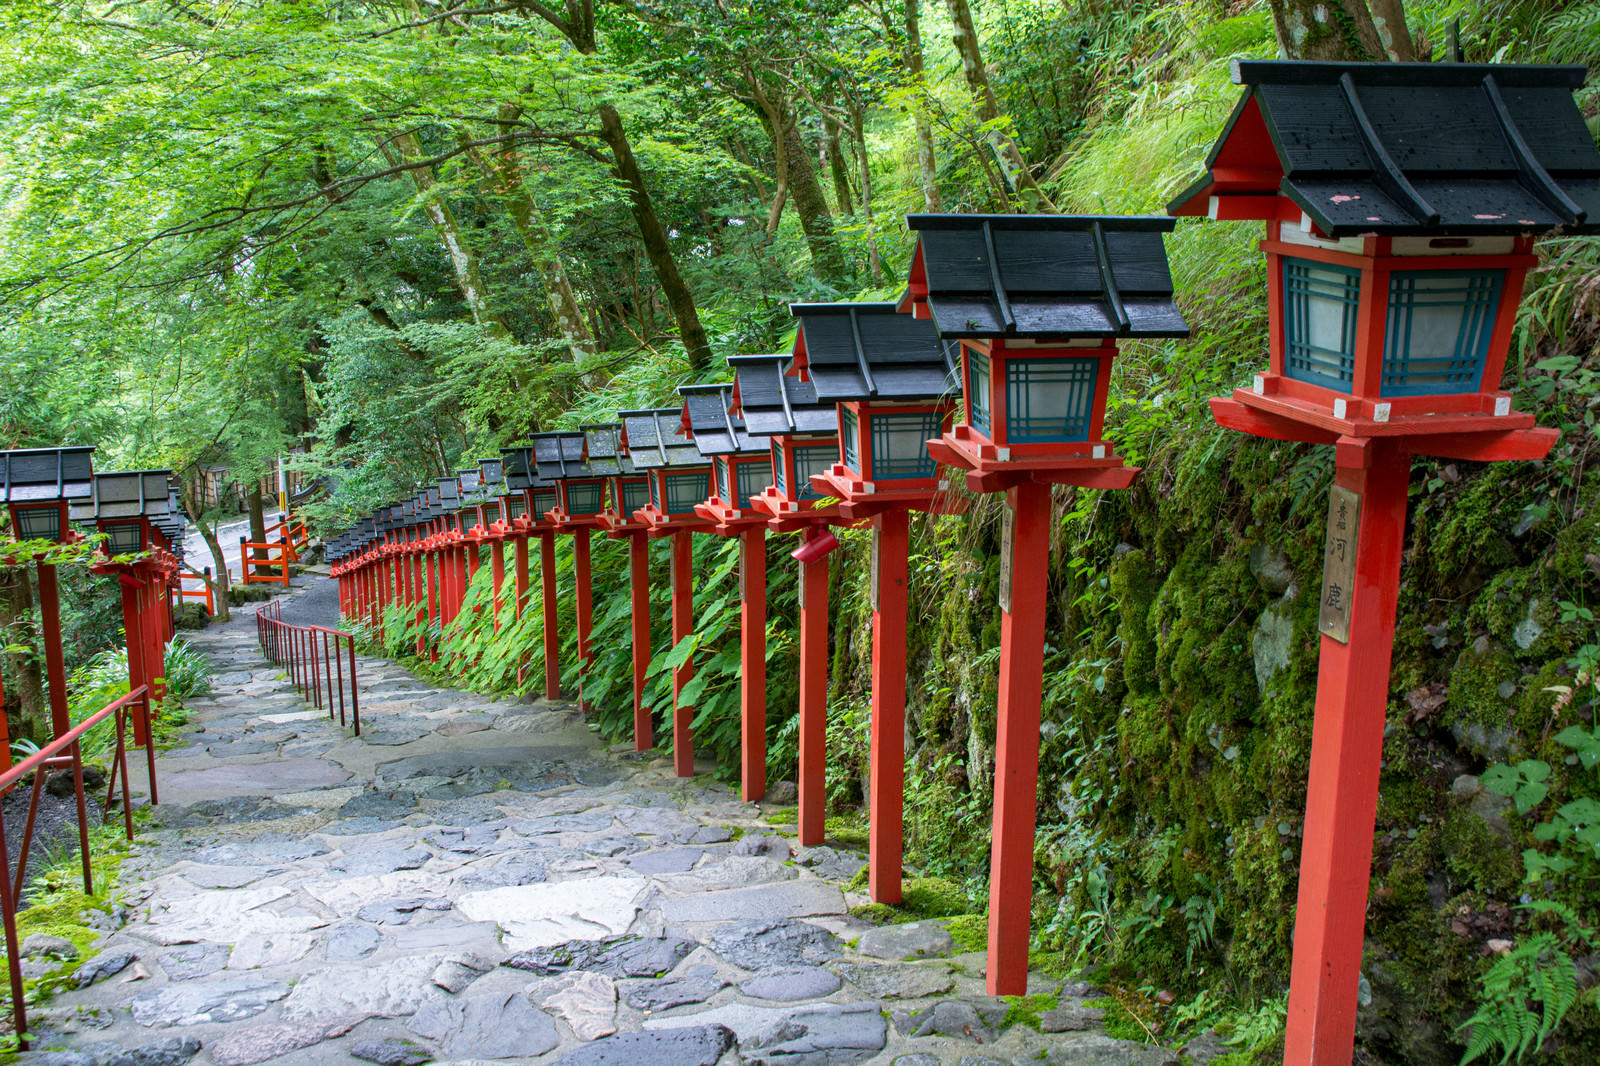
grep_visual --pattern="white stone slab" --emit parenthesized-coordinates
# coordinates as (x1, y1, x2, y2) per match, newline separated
(456, 876, 646, 950)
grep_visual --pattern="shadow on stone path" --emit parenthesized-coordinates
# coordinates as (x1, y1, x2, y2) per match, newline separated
(23, 582, 1188, 1066)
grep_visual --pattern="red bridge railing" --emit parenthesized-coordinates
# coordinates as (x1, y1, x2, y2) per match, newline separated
(0, 686, 156, 1049)
(254, 601, 360, 735)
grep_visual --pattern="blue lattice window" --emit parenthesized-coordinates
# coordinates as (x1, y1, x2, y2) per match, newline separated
(1283, 257, 1360, 391)
(664, 471, 708, 514)
(564, 481, 603, 515)
(737, 459, 769, 503)
(773, 442, 787, 495)
(481, 501, 502, 526)
(532, 490, 558, 518)
(649, 478, 661, 510)
(793, 443, 837, 500)
(506, 494, 528, 520)
(1006, 357, 1098, 442)
(967, 350, 992, 437)
(870, 412, 942, 480)
(1381, 269, 1502, 397)
(622, 479, 650, 513)
(716, 459, 732, 502)
(842, 409, 860, 473)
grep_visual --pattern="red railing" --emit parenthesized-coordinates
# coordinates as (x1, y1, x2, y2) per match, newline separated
(171, 564, 216, 616)
(239, 535, 293, 587)
(0, 686, 156, 1049)
(265, 514, 310, 562)
(254, 602, 360, 735)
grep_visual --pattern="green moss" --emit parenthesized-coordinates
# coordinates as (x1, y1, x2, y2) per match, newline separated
(1086, 995, 1155, 1043)
(847, 878, 977, 927)
(825, 814, 869, 850)
(1001, 992, 1059, 1030)
(764, 805, 797, 825)
(944, 913, 988, 953)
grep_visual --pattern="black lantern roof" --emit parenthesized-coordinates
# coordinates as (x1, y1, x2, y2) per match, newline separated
(1, 447, 95, 505)
(580, 423, 632, 477)
(790, 302, 959, 402)
(679, 384, 772, 456)
(1169, 60, 1600, 236)
(501, 445, 555, 492)
(435, 477, 461, 506)
(905, 215, 1189, 339)
(457, 468, 483, 496)
(478, 457, 505, 489)
(619, 408, 705, 469)
(69, 470, 172, 524)
(532, 432, 594, 481)
(728, 354, 840, 439)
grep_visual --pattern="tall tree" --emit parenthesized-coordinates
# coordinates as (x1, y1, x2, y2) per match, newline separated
(1267, 0, 1408, 60)
(942, 0, 1053, 209)
(510, 0, 716, 371)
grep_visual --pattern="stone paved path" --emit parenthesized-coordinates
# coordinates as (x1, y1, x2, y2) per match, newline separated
(24, 584, 1188, 1066)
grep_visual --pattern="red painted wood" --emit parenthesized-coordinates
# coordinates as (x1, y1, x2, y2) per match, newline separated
(630, 531, 652, 751)
(986, 481, 1051, 996)
(120, 582, 148, 745)
(574, 527, 594, 678)
(740, 527, 767, 802)
(513, 536, 529, 619)
(36, 564, 71, 739)
(540, 532, 559, 700)
(143, 575, 165, 703)
(1284, 436, 1409, 1066)
(798, 529, 831, 847)
(672, 530, 695, 777)
(490, 540, 506, 633)
(870, 510, 909, 904)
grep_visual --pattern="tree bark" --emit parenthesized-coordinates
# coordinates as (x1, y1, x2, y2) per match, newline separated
(943, 0, 1053, 209)
(460, 119, 595, 361)
(0, 566, 48, 744)
(182, 481, 231, 623)
(381, 130, 507, 333)
(247, 488, 268, 576)
(782, 116, 848, 285)
(1267, 0, 1389, 60)
(824, 116, 855, 216)
(904, 0, 943, 212)
(596, 104, 714, 372)
(849, 99, 882, 281)
(1367, 0, 1416, 61)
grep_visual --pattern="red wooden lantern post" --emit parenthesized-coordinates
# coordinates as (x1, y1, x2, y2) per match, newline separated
(621, 407, 714, 777)
(2, 447, 96, 739)
(680, 384, 777, 801)
(734, 351, 853, 841)
(73, 469, 180, 746)
(790, 303, 964, 903)
(502, 445, 562, 697)
(534, 433, 610, 707)
(1170, 59, 1600, 1066)
(908, 213, 1190, 995)
(587, 423, 656, 751)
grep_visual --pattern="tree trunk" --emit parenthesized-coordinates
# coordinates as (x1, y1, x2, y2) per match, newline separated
(247, 488, 268, 576)
(849, 99, 882, 282)
(1267, 0, 1389, 60)
(597, 104, 714, 372)
(1367, 0, 1416, 61)
(904, 0, 943, 212)
(381, 130, 507, 333)
(824, 117, 855, 216)
(943, 0, 1053, 210)
(0, 566, 48, 744)
(182, 481, 231, 623)
(461, 124, 595, 361)
(780, 109, 847, 285)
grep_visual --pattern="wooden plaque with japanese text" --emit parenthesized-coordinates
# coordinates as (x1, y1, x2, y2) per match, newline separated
(1318, 485, 1361, 643)
(998, 499, 1015, 614)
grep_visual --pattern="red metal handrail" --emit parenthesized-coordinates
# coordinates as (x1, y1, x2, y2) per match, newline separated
(0, 685, 156, 1050)
(254, 601, 360, 736)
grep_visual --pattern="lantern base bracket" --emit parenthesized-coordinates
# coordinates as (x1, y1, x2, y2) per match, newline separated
(929, 432, 1139, 492)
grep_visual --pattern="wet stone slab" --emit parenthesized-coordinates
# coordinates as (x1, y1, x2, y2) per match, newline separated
(23, 584, 1139, 1066)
